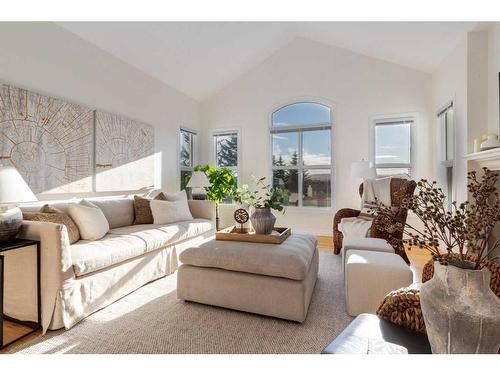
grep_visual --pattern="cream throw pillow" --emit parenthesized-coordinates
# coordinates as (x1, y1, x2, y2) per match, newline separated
(164, 190, 188, 202)
(150, 199, 193, 225)
(68, 199, 110, 240)
(145, 189, 187, 201)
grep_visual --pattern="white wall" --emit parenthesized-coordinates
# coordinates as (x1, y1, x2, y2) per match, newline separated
(487, 23, 500, 134)
(467, 31, 489, 154)
(201, 38, 433, 235)
(0, 22, 201, 197)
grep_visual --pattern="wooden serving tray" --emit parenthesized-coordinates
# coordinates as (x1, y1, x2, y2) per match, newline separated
(216, 226, 291, 244)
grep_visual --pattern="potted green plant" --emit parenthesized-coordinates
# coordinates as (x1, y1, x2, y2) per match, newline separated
(372, 168, 500, 353)
(234, 177, 289, 235)
(190, 164, 237, 230)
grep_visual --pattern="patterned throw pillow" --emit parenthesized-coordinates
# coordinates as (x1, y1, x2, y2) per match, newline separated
(133, 193, 166, 225)
(376, 284, 426, 335)
(23, 205, 81, 244)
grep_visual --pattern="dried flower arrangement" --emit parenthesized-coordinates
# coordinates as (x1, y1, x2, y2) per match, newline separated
(372, 167, 500, 270)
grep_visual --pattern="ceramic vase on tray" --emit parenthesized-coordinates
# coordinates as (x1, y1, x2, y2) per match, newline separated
(250, 207, 276, 235)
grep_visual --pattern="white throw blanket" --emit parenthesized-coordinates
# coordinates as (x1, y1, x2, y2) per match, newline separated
(339, 177, 392, 239)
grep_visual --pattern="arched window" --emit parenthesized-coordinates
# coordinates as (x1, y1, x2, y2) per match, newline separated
(271, 102, 332, 207)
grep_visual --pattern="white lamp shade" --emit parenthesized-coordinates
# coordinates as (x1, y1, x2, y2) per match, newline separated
(186, 171, 211, 188)
(0, 166, 38, 203)
(350, 161, 376, 179)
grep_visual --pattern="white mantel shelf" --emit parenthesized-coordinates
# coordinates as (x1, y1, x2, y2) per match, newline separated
(466, 148, 500, 170)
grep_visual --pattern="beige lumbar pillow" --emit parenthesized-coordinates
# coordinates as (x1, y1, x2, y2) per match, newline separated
(68, 199, 109, 240)
(150, 199, 193, 225)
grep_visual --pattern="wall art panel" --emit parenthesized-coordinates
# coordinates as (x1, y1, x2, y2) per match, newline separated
(0, 84, 94, 194)
(95, 110, 155, 192)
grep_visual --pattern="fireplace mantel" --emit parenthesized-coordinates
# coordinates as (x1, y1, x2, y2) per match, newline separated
(466, 148, 500, 171)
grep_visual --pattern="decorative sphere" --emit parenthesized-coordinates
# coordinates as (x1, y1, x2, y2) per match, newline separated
(233, 208, 249, 224)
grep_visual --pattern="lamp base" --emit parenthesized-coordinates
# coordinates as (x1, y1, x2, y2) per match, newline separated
(0, 206, 23, 243)
(191, 193, 207, 200)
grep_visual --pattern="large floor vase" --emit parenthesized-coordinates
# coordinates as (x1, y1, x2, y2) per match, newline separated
(420, 261, 500, 353)
(250, 207, 276, 235)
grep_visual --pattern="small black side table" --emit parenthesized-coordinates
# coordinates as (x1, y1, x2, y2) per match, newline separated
(0, 238, 41, 350)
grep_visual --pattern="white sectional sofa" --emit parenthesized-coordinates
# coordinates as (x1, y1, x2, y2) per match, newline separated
(6, 196, 215, 333)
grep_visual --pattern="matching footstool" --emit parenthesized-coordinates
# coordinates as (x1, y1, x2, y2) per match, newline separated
(345, 250, 413, 316)
(177, 234, 318, 322)
(341, 237, 394, 272)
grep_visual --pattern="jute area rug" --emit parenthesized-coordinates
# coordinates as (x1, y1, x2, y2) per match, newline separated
(13, 252, 353, 354)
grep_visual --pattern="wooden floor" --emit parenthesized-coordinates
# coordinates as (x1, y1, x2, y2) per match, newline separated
(1, 235, 431, 354)
(1, 320, 41, 354)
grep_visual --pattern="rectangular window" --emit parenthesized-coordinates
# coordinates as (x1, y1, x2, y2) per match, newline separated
(374, 118, 413, 177)
(214, 131, 238, 170)
(214, 131, 239, 203)
(179, 128, 197, 189)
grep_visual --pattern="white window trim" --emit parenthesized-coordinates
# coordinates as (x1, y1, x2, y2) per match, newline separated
(178, 126, 198, 188)
(370, 113, 416, 178)
(436, 99, 456, 207)
(269, 101, 335, 209)
(212, 129, 241, 180)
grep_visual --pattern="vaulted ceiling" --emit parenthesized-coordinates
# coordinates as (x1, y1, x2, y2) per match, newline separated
(58, 22, 481, 101)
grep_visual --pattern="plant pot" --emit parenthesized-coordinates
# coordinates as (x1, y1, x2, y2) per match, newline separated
(420, 261, 500, 353)
(250, 207, 276, 235)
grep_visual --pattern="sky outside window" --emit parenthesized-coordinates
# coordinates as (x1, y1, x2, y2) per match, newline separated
(272, 102, 331, 127)
(375, 122, 411, 165)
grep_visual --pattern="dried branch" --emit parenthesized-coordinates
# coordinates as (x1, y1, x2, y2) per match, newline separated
(371, 167, 500, 270)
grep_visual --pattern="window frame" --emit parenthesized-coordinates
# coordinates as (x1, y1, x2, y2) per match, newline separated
(179, 126, 197, 189)
(212, 129, 240, 177)
(371, 115, 415, 178)
(437, 101, 455, 208)
(269, 101, 334, 209)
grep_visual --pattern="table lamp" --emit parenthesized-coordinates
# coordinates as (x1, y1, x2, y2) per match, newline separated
(186, 171, 211, 200)
(350, 160, 376, 180)
(0, 166, 38, 242)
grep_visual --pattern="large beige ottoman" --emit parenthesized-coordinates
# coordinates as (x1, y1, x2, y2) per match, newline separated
(177, 234, 318, 322)
(345, 249, 413, 316)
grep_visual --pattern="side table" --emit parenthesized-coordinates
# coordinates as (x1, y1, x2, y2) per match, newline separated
(0, 238, 41, 350)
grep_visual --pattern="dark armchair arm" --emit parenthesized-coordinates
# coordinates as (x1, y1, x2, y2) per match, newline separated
(333, 208, 361, 254)
(371, 208, 410, 264)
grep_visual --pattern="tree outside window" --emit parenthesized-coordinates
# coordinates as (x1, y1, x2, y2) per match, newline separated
(214, 131, 239, 202)
(180, 128, 196, 189)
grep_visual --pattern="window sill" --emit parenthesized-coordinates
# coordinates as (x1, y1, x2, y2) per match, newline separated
(218, 203, 334, 214)
(284, 206, 335, 214)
